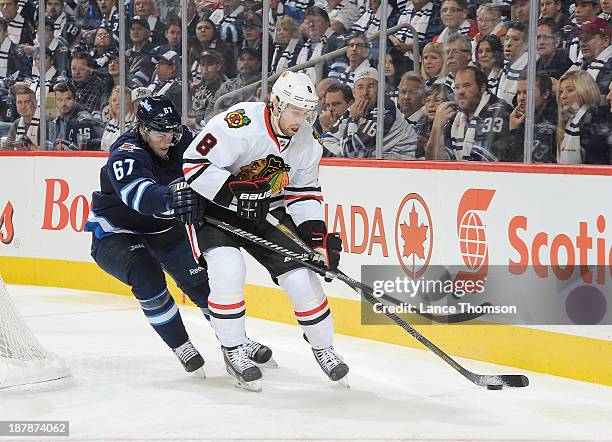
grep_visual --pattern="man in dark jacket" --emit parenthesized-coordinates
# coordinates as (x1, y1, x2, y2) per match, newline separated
(49, 80, 103, 150)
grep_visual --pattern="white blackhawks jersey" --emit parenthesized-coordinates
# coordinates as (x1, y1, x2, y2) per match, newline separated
(183, 101, 325, 227)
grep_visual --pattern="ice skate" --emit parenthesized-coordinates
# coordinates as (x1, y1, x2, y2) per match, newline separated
(244, 336, 278, 368)
(312, 346, 350, 388)
(222, 345, 263, 392)
(173, 340, 205, 377)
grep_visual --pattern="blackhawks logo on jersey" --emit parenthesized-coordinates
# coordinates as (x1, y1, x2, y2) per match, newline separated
(224, 109, 251, 128)
(237, 154, 290, 192)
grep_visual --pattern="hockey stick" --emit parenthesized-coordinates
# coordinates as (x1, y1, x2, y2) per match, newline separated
(264, 214, 491, 325)
(203, 215, 529, 389)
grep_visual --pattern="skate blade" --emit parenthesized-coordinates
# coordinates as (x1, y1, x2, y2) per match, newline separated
(234, 378, 262, 392)
(254, 356, 279, 369)
(192, 366, 206, 379)
(336, 375, 350, 388)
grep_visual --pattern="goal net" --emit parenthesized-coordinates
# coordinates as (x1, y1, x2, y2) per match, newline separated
(0, 276, 72, 391)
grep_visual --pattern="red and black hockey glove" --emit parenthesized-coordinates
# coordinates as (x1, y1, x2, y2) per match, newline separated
(300, 221, 343, 281)
(228, 179, 272, 221)
(168, 178, 207, 225)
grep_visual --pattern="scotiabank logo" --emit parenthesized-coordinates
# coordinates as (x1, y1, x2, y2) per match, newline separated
(455, 189, 496, 291)
(394, 193, 433, 277)
(41, 179, 91, 232)
(509, 214, 611, 284)
(0, 201, 15, 245)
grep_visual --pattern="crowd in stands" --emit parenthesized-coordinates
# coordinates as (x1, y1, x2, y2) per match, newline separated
(0, 0, 610, 163)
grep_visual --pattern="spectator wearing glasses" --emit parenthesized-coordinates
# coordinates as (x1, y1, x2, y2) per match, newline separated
(497, 21, 529, 105)
(441, 34, 472, 89)
(433, 0, 477, 44)
(568, 16, 612, 96)
(419, 83, 454, 157)
(475, 35, 504, 95)
(535, 18, 573, 79)
(90, 26, 118, 69)
(556, 70, 611, 164)
(327, 67, 418, 159)
(474, 4, 507, 42)
(332, 33, 371, 87)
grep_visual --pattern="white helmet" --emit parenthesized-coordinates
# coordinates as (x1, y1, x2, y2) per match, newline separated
(271, 71, 319, 113)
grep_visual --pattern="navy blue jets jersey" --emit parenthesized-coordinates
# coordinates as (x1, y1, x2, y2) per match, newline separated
(85, 126, 194, 239)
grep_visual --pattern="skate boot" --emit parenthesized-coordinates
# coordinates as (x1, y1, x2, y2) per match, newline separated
(244, 336, 278, 368)
(312, 346, 350, 387)
(173, 340, 205, 377)
(222, 345, 263, 392)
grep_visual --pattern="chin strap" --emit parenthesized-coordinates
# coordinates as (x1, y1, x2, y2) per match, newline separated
(270, 106, 290, 137)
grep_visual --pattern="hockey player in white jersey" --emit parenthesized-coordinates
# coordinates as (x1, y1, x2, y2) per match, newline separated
(183, 71, 349, 391)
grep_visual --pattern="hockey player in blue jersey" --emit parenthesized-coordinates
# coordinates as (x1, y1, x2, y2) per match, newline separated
(84, 96, 273, 375)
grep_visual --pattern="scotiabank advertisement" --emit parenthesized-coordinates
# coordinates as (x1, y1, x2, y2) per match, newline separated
(1, 155, 611, 327)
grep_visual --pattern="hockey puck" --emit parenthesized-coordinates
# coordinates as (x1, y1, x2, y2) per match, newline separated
(487, 384, 503, 390)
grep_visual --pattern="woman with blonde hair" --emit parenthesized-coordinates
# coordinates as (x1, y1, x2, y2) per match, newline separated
(271, 16, 302, 74)
(420, 42, 447, 87)
(556, 70, 610, 164)
(101, 86, 135, 151)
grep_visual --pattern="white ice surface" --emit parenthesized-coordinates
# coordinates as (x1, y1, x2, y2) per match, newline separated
(1, 284, 611, 441)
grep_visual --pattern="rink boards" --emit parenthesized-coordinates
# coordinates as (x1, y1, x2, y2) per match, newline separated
(0, 152, 611, 386)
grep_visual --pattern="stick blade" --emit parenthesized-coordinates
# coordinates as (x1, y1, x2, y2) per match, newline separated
(500, 374, 529, 387)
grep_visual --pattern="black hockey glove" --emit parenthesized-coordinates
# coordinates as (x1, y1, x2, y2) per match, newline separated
(168, 178, 206, 225)
(228, 179, 272, 221)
